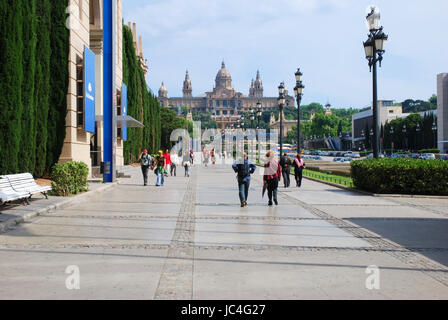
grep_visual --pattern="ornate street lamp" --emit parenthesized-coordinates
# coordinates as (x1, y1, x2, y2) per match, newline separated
(361, 129, 366, 151)
(432, 120, 437, 148)
(416, 123, 421, 151)
(294, 68, 305, 154)
(402, 124, 407, 150)
(256, 102, 262, 128)
(278, 82, 286, 157)
(363, 6, 388, 158)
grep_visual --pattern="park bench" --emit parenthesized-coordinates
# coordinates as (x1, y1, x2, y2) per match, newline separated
(0, 176, 31, 206)
(6, 173, 52, 200)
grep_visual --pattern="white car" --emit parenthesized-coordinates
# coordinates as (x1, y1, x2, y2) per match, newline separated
(422, 153, 436, 160)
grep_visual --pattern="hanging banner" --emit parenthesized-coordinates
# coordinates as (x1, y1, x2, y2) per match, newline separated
(84, 45, 96, 133)
(122, 83, 127, 141)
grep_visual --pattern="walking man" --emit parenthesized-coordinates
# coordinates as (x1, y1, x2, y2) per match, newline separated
(280, 153, 291, 188)
(138, 149, 152, 186)
(155, 151, 167, 187)
(163, 149, 172, 176)
(292, 152, 305, 187)
(263, 151, 281, 206)
(183, 151, 191, 177)
(232, 152, 256, 207)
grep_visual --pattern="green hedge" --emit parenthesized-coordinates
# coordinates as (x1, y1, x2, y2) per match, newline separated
(51, 161, 89, 196)
(351, 158, 448, 195)
(418, 149, 440, 154)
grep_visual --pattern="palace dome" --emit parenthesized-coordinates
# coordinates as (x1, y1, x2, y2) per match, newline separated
(215, 61, 232, 89)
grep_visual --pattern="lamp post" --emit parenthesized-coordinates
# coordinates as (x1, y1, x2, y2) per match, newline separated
(250, 107, 255, 129)
(278, 82, 286, 157)
(432, 120, 437, 149)
(294, 69, 305, 154)
(361, 129, 366, 151)
(402, 124, 407, 150)
(390, 126, 394, 155)
(415, 123, 421, 151)
(256, 102, 262, 128)
(370, 128, 374, 151)
(363, 6, 388, 159)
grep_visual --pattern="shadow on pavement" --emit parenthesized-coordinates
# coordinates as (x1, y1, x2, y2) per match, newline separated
(347, 217, 448, 267)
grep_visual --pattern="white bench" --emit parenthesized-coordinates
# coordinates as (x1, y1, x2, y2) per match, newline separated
(6, 173, 52, 199)
(0, 176, 30, 206)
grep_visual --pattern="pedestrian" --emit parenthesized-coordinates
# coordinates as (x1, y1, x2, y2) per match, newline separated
(232, 152, 256, 207)
(190, 150, 195, 165)
(138, 149, 152, 186)
(280, 152, 292, 188)
(211, 149, 216, 165)
(163, 149, 172, 176)
(203, 148, 210, 167)
(263, 151, 281, 206)
(170, 152, 179, 177)
(155, 150, 167, 186)
(183, 151, 191, 177)
(292, 152, 305, 187)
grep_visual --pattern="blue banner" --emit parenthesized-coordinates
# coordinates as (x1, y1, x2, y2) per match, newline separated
(84, 45, 96, 133)
(122, 83, 127, 141)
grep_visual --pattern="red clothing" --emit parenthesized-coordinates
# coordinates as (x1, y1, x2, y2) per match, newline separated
(164, 153, 172, 165)
(263, 158, 282, 182)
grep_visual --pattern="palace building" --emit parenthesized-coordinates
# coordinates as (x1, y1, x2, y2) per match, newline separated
(158, 61, 295, 129)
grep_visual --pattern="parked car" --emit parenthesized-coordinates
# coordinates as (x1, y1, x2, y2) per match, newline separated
(422, 153, 436, 160)
(342, 157, 354, 162)
(439, 154, 448, 160)
(410, 153, 420, 159)
(313, 156, 323, 160)
(333, 157, 343, 162)
(367, 153, 385, 159)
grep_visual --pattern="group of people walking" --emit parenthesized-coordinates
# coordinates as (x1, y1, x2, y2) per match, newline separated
(232, 151, 305, 207)
(139, 149, 195, 186)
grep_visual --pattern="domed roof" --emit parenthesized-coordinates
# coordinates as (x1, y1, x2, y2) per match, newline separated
(159, 81, 167, 92)
(216, 61, 231, 80)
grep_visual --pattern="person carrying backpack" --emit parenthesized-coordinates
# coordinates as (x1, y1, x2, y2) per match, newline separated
(292, 152, 306, 187)
(280, 153, 292, 188)
(232, 152, 257, 207)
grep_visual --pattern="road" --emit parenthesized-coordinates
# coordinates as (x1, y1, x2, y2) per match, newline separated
(1, 164, 448, 299)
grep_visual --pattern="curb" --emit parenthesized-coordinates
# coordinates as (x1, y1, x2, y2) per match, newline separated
(0, 182, 118, 234)
(303, 175, 448, 199)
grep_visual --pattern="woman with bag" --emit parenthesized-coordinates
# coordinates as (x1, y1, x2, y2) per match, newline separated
(292, 152, 305, 187)
(263, 151, 282, 206)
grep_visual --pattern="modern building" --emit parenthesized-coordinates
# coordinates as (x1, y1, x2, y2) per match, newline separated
(351, 100, 404, 148)
(437, 73, 448, 152)
(59, 1, 144, 178)
(158, 61, 295, 129)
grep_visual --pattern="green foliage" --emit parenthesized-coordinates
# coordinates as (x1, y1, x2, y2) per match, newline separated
(50, 161, 89, 196)
(160, 107, 192, 150)
(401, 97, 437, 113)
(122, 25, 161, 164)
(351, 158, 448, 195)
(0, 0, 69, 177)
(418, 149, 440, 154)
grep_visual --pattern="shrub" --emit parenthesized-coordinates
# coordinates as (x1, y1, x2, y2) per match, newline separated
(50, 161, 89, 196)
(351, 158, 448, 195)
(418, 149, 440, 154)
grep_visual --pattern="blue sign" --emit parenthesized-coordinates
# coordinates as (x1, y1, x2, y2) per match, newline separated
(122, 83, 127, 141)
(84, 46, 96, 133)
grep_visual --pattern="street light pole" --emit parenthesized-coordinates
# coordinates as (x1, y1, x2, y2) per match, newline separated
(432, 120, 437, 149)
(294, 69, 305, 154)
(278, 82, 286, 158)
(390, 126, 394, 155)
(363, 6, 388, 159)
(402, 124, 407, 150)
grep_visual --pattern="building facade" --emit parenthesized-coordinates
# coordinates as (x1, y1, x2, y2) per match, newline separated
(437, 73, 448, 153)
(158, 61, 295, 129)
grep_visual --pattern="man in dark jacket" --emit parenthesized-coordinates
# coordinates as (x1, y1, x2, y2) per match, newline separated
(232, 153, 257, 207)
(280, 153, 292, 188)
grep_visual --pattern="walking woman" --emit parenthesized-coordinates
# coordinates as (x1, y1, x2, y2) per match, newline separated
(292, 152, 305, 187)
(263, 151, 282, 206)
(138, 149, 152, 186)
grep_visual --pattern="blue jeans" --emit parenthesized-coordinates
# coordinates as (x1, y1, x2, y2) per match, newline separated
(156, 171, 165, 186)
(238, 178, 250, 203)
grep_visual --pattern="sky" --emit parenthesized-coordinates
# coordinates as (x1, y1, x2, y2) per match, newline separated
(122, 0, 448, 109)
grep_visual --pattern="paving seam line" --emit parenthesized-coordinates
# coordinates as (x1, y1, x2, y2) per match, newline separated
(279, 192, 448, 287)
(154, 170, 197, 300)
(0, 182, 118, 234)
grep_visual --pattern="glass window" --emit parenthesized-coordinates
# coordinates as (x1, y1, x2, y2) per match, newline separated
(223, 100, 227, 107)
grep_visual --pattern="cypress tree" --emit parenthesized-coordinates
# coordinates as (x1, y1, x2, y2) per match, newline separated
(0, 0, 24, 174)
(46, 0, 69, 174)
(34, 0, 51, 177)
(19, 0, 38, 173)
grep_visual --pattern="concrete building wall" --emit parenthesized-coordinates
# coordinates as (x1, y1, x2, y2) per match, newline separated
(437, 73, 448, 152)
(60, 0, 124, 177)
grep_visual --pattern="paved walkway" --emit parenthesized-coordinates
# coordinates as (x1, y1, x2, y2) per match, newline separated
(0, 164, 448, 299)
